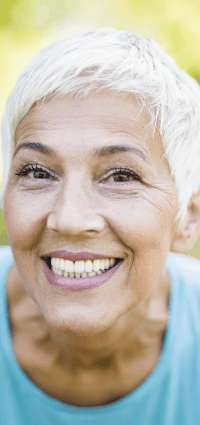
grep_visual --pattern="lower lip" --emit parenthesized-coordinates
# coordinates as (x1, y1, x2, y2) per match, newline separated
(42, 260, 123, 290)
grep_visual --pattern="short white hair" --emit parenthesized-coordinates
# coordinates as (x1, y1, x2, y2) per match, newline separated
(1, 27, 200, 226)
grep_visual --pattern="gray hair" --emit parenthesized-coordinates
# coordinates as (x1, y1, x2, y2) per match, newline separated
(1, 27, 200, 226)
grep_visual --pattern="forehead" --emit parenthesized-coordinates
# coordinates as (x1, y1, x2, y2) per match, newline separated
(15, 91, 166, 167)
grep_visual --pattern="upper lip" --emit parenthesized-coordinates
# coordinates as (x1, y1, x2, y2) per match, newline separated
(43, 251, 119, 261)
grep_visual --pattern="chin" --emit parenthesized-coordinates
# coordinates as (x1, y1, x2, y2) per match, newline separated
(42, 305, 115, 336)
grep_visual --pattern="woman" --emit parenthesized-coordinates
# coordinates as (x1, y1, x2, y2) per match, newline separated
(1, 28, 200, 424)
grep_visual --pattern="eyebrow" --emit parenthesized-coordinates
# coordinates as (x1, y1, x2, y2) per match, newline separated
(13, 142, 52, 158)
(13, 141, 151, 164)
(93, 145, 151, 163)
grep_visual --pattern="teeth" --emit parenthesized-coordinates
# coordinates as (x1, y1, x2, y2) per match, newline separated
(104, 259, 110, 269)
(50, 256, 118, 278)
(100, 259, 105, 270)
(74, 261, 85, 274)
(88, 271, 96, 277)
(84, 260, 93, 273)
(65, 260, 74, 273)
(55, 258, 60, 269)
(92, 259, 100, 272)
(109, 258, 115, 267)
(60, 259, 65, 271)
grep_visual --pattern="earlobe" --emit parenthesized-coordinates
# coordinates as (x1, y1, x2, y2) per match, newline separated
(171, 191, 200, 254)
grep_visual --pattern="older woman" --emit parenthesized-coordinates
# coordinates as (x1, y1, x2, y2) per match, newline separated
(1, 28, 200, 424)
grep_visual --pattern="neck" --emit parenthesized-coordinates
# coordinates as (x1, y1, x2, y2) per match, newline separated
(8, 265, 170, 371)
(7, 265, 170, 405)
(42, 269, 170, 369)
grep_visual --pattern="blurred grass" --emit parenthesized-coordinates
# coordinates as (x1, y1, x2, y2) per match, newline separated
(0, 211, 9, 245)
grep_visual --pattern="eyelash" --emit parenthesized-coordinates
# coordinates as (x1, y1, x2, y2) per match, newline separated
(15, 163, 57, 180)
(104, 168, 142, 183)
(15, 163, 142, 184)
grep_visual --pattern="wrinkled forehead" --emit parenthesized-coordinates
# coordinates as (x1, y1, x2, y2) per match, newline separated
(15, 91, 166, 166)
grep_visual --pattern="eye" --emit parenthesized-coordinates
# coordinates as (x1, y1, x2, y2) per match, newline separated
(28, 170, 50, 179)
(15, 164, 57, 180)
(104, 168, 142, 183)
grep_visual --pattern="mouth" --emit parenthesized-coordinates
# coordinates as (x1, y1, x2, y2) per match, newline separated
(42, 256, 123, 279)
(42, 255, 123, 290)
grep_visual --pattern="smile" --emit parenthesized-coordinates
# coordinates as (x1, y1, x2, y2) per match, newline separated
(51, 257, 119, 278)
(42, 256, 123, 290)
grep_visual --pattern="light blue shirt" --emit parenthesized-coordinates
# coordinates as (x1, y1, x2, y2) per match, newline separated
(1, 245, 200, 424)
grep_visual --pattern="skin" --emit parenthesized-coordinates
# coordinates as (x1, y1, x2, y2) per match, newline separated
(4, 91, 198, 406)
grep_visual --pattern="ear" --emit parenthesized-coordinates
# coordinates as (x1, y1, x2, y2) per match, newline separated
(171, 190, 200, 254)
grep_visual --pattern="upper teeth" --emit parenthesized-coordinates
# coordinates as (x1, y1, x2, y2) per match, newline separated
(51, 257, 115, 274)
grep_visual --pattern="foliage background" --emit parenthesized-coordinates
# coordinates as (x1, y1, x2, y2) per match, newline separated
(1, 0, 200, 258)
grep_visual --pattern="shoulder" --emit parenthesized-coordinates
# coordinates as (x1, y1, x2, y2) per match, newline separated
(0, 246, 14, 284)
(167, 253, 200, 325)
(167, 252, 200, 286)
(0, 246, 23, 311)
(0, 245, 14, 270)
(0, 245, 13, 261)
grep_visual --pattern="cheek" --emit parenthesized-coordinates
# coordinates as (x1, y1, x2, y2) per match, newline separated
(4, 192, 48, 250)
(99, 174, 177, 267)
(102, 195, 174, 302)
(107, 195, 174, 251)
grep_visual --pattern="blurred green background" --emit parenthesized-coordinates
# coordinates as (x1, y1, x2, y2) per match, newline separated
(1, 0, 200, 258)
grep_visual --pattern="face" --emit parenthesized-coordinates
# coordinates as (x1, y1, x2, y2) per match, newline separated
(4, 92, 178, 335)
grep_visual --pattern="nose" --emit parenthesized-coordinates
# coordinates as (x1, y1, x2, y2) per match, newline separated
(46, 173, 106, 236)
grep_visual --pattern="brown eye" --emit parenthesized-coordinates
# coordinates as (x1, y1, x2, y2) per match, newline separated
(15, 164, 57, 180)
(28, 170, 51, 179)
(113, 172, 133, 182)
(106, 168, 142, 183)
